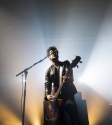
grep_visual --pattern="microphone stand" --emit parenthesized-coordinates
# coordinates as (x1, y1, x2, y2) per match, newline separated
(16, 56, 48, 125)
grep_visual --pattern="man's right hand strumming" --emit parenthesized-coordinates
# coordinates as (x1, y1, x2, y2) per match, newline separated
(47, 94, 55, 101)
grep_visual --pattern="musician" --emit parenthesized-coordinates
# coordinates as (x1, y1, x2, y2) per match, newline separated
(44, 46, 82, 125)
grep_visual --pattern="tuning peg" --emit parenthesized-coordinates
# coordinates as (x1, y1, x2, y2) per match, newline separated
(77, 65, 79, 68)
(80, 61, 83, 63)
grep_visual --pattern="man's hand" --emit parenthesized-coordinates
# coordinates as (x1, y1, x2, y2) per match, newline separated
(47, 94, 56, 101)
(62, 76, 73, 83)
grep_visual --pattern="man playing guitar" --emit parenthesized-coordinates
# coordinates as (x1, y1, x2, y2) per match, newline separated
(44, 46, 82, 125)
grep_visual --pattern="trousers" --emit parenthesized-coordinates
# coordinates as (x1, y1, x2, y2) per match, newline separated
(59, 99, 83, 125)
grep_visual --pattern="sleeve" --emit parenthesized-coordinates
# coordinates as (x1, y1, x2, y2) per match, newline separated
(64, 60, 74, 82)
(64, 60, 77, 95)
(44, 68, 51, 100)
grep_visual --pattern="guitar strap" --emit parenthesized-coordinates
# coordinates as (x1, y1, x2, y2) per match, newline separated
(59, 66, 63, 86)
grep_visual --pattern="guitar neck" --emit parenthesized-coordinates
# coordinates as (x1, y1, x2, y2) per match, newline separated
(55, 67, 72, 99)
(55, 81, 65, 99)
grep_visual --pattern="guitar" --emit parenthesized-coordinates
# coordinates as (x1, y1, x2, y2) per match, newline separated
(45, 56, 82, 122)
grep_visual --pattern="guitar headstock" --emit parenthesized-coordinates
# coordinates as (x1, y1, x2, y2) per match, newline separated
(71, 56, 82, 68)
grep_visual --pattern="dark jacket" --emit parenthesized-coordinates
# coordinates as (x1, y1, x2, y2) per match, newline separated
(44, 60, 77, 101)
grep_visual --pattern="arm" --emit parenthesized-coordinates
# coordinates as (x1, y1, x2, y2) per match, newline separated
(44, 68, 55, 101)
(45, 69, 50, 98)
(63, 60, 77, 95)
(62, 60, 74, 83)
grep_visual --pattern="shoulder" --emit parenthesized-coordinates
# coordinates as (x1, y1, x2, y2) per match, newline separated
(64, 60, 70, 65)
(45, 65, 54, 74)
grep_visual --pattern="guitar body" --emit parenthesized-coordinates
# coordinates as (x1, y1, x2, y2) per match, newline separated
(46, 100, 58, 122)
(45, 87, 63, 121)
